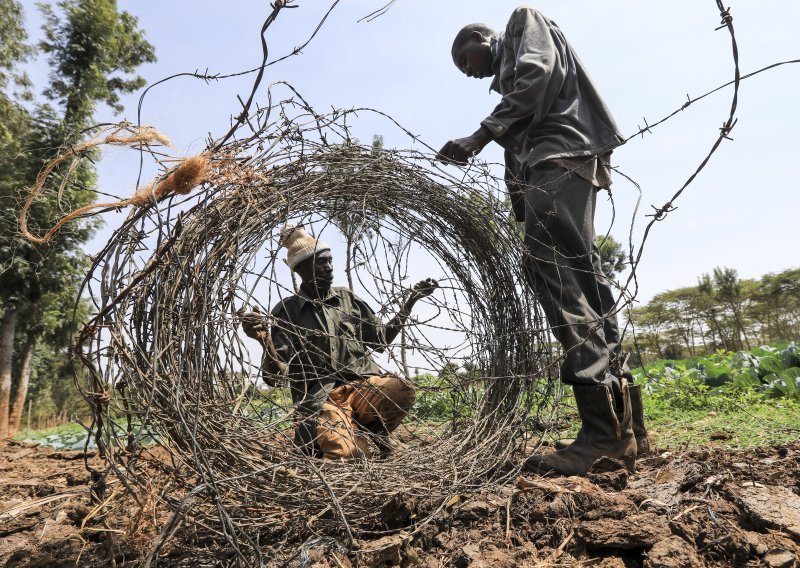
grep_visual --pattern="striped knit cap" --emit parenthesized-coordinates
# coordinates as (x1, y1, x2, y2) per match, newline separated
(279, 224, 331, 270)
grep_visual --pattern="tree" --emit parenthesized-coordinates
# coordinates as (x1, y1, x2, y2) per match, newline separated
(0, 0, 37, 439)
(694, 273, 729, 351)
(329, 135, 386, 290)
(595, 234, 626, 280)
(630, 302, 669, 361)
(753, 268, 800, 342)
(690, 268, 756, 352)
(627, 265, 799, 366)
(0, 0, 155, 438)
(711, 267, 753, 351)
(328, 135, 417, 375)
(653, 287, 703, 357)
(0, 0, 33, 95)
(39, 0, 155, 124)
(11, 289, 92, 433)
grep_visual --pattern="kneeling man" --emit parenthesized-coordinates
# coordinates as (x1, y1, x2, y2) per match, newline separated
(240, 225, 438, 460)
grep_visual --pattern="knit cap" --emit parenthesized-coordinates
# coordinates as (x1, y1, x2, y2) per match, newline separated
(279, 224, 331, 270)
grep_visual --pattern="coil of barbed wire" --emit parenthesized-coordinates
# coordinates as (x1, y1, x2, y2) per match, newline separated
(75, 97, 560, 556)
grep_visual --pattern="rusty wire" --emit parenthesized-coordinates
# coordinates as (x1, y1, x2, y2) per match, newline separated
(73, 93, 559, 564)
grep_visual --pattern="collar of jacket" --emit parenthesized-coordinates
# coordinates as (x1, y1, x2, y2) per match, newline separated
(295, 286, 341, 309)
(489, 33, 504, 94)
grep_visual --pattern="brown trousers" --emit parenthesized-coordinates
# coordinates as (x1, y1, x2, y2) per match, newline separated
(315, 376, 415, 460)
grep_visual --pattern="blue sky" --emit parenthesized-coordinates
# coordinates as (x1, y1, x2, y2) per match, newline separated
(18, 0, 800, 305)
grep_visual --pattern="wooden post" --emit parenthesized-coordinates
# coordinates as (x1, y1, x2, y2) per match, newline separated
(26, 398, 31, 431)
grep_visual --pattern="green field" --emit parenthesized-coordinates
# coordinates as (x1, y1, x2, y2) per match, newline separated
(18, 342, 800, 451)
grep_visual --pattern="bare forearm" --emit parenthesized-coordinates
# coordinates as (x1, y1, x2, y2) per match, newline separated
(384, 299, 416, 345)
(471, 124, 495, 149)
(262, 338, 287, 378)
(383, 278, 438, 345)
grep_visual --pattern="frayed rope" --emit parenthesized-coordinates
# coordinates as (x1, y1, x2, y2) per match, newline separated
(19, 125, 209, 244)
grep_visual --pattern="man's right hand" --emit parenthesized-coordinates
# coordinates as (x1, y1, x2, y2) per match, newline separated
(437, 125, 494, 164)
(238, 306, 270, 346)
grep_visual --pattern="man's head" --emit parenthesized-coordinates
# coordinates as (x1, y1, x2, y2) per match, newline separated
(451, 23, 497, 79)
(280, 224, 333, 295)
(294, 250, 334, 296)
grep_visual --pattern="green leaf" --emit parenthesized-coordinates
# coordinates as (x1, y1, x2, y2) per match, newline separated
(757, 354, 784, 376)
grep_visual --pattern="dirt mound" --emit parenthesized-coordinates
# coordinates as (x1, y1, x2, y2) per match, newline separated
(2, 439, 799, 567)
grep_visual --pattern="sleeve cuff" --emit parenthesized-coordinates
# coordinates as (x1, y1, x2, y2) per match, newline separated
(481, 117, 508, 138)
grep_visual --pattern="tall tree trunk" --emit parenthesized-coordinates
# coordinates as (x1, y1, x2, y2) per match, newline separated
(650, 332, 664, 360)
(732, 308, 751, 350)
(9, 330, 36, 436)
(706, 313, 728, 351)
(400, 327, 410, 378)
(678, 322, 692, 357)
(698, 320, 708, 353)
(345, 234, 354, 290)
(0, 307, 19, 439)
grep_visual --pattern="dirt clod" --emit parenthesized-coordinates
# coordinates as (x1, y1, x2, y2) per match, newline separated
(587, 467, 629, 490)
(358, 534, 406, 567)
(381, 492, 417, 529)
(763, 548, 798, 568)
(709, 431, 733, 441)
(576, 512, 672, 550)
(742, 529, 770, 556)
(739, 482, 800, 539)
(645, 535, 704, 568)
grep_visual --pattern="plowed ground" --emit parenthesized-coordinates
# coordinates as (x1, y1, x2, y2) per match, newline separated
(2, 439, 799, 567)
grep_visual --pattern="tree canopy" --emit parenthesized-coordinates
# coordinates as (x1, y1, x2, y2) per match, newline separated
(0, 0, 155, 437)
(626, 266, 800, 366)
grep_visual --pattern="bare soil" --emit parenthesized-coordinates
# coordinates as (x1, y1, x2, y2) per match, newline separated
(2, 439, 799, 567)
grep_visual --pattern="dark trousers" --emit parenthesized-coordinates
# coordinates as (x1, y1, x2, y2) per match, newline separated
(521, 163, 624, 387)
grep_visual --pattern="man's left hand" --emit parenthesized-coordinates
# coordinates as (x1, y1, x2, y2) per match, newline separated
(409, 278, 440, 303)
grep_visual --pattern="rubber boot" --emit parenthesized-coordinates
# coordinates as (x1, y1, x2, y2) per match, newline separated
(556, 383, 651, 455)
(526, 382, 637, 476)
(628, 384, 651, 454)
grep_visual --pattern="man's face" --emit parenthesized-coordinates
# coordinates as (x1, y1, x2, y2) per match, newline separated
(452, 32, 493, 79)
(296, 250, 334, 295)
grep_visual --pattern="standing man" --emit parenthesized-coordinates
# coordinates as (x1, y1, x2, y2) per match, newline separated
(240, 224, 438, 460)
(439, 7, 649, 476)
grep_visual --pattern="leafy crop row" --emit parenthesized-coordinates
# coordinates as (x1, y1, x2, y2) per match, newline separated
(633, 340, 800, 409)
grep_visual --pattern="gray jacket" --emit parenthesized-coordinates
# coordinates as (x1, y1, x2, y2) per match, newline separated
(482, 7, 624, 202)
